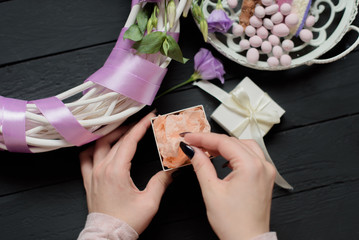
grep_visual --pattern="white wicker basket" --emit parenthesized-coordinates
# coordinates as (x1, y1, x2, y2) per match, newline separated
(199, 0, 359, 70)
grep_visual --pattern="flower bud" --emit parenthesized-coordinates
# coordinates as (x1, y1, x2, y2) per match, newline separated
(192, 4, 202, 20)
(200, 19, 208, 42)
(147, 18, 153, 34)
(167, 0, 176, 28)
(183, 0, 192, 18)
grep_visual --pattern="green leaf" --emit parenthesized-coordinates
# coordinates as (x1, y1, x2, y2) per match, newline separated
(133, 31, 166, 54)
(163, 35, 189, 64)
(123, 24, 143, 42)
(136, 8, 149, 34)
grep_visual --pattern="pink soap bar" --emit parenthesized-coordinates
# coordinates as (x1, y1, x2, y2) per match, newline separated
(152, 106, 211, 169)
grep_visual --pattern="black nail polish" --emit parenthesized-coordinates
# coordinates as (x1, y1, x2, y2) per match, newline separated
(222, 161, 230, 168)
(179, 132, 191, 137)
(180, 141, 195, 159)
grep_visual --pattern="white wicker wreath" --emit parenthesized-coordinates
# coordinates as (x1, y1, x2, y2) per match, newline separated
(0, 0, 188, 153)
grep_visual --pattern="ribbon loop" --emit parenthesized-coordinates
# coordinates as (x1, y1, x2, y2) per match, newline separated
(0, 97, 31, 153)
(33, 97, 99, 146)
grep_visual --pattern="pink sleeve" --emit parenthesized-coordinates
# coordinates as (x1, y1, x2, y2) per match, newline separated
(251, 232, 278, 240)
(77, 212, 139, 240)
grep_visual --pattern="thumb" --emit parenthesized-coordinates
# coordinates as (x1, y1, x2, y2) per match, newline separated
(191, 146, 218, 191)
(145, 170, 172, 204)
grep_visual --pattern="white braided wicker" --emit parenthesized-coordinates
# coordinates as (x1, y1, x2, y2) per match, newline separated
(0, 0, 187, 153)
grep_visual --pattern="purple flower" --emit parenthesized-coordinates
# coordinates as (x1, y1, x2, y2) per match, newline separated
(194, 48, 225, 83)
(207, 9, 232, 33)
(155, 48, 225, 100)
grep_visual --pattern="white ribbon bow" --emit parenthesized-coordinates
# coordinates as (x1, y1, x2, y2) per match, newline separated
(194, 80, 293, 190)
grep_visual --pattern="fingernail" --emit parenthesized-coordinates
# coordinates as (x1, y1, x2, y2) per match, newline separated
(179, 132, 191, 137)
(222, 161, 230, 168)
(180, 141, 195, 159)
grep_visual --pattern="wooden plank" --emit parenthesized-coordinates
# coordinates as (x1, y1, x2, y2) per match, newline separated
(0, 0, 129, 65)
(0, 172, 358, 239)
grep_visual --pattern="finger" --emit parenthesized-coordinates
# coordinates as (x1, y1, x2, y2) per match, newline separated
(191, 146, 219, 191)
(93, 125, 131, 164)
(79, 146, 94, 191)
(144, 170, 172, 204)
(240, 139, 266, 160)
(113, 112, 156, 168)
(184, 133, 256, 169)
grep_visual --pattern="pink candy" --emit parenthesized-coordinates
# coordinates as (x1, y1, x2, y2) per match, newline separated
(232, 24, 244, 37)
(267, 56, 279, 67)
(272, 45, 283, 58)
(261, 41, 272, 53)
(245, 25, 256, 37)
(305, 15, 315, 27)
(250, 35, 263, 48)
(285, 13, 299, 27)
(240, 39, 250, 50)
(234, 0, 313, 67)
(250, 16, 263, 28)
(255, 5, 265, 18)
(282, 39, 294, 51)
(265, 4, 279, 15)
(280, 3, 292, 15)
(280, 54, 292, 66)
(262, 0, 273, 7)
(257, 26, 269, 39)
(272, 23, 289, 37)
(268, 35, 280, 45)
(271, 12, 283, 24)
(299, 29, 313, 42)
(227, 0, 238, 9)
(246, 48, 259, 64)
(263, 18, 274, 30)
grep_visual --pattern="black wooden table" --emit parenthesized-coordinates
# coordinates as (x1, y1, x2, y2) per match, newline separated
(1, 1, 359, 239)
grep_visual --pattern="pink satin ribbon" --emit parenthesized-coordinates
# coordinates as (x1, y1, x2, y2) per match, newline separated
(132, 0, 161, 7)
(87, 28, 179, 105)
(33, 97, 100, 146)
(0, 97, 31, 153)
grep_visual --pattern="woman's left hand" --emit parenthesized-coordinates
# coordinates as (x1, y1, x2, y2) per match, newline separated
(79, 112, 172, 234)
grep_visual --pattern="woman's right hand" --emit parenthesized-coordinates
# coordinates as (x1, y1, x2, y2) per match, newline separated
(183, 133, 276, 240)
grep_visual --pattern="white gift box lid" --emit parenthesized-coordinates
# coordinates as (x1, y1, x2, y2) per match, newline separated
(211, 77, 285, 139)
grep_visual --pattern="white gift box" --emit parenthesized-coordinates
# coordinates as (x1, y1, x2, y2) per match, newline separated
(210, 77, 285, 139)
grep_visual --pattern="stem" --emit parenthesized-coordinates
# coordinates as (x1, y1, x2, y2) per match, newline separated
(216, 0, 223, 9)
(164, 0, 168, 33)
(155, 72, 201, 100)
